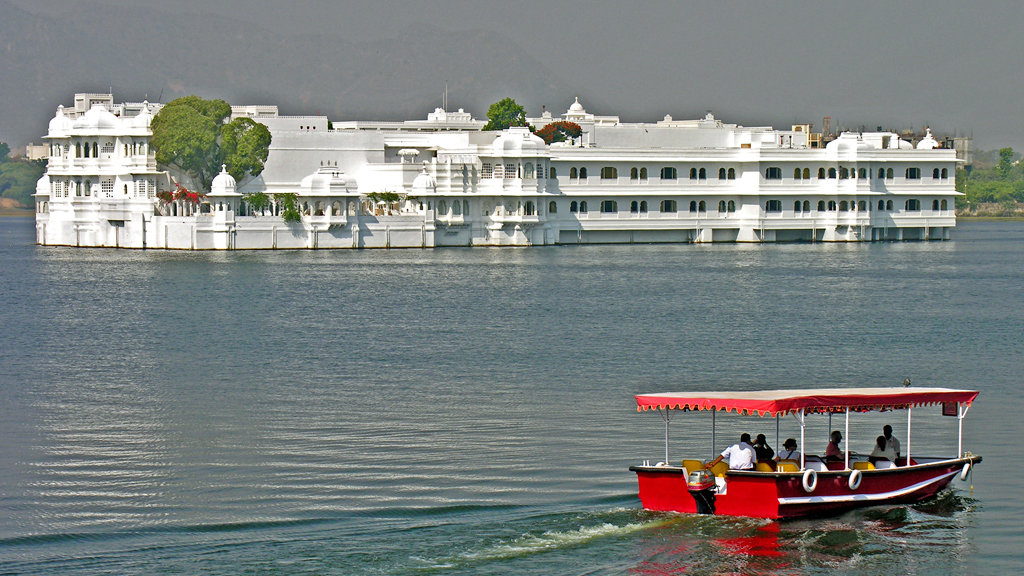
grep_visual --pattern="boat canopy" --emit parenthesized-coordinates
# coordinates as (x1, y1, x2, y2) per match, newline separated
(635, 387, 979, 417)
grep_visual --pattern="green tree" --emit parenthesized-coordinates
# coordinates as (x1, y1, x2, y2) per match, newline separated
(483, 98, 528, 131)
(276, 192, 301, 222)
(151, 96, 271, 192)
(0, 159, 45, 207)
(535, 121, 583, 144)
(998, 147, 1014, 180)
(243, 191, 271, 215)
(0, 142, 10, 161)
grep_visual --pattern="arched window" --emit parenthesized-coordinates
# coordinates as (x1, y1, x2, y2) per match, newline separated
(765, 167, 782, 179)
(794, 168, 802, 179)
(570, 167, 578, 179)
(699, 168, 706, 179)
(802, 200, 809, 212)
(859, 168, 867, 179)
(941, 199, 948, 210)
(549, 201, 557, 213)
(840, 167, 849, 179)
(661, 167, 677, 180)
(719, 200, 727, 212)
(906, 167, 921, 179)
(878, 168, 885, 179)
(570, 201, 578, 212)
(719, 167, 727, 180)
(697, 200, 705, 212)
(803, 168, 810, 179)
(886, 168, 894, 179)
(858, 200, 866, 211)
(662, 200, 678, 212)
(794, 200, 801, 212)
(640, 167, 648, 180)
(332, 201, 342, 216)
(932, 199, 939, 210)
(886, 200, 893, 210)
(941, 168, 948, 179)
(579, 167, 588, 179)
(839, 200, 848, 211)
(124, 144, 128, 156)
(728, 200, 736, 212)
(84, 180, 90, 196)
(765, 200, 782, 212)
(933, 168, 940, 179)
(601, 167, 617, 179)
(75, 181, 81, 196)
(727, 168, 736, 180)
(579, 201, 588, 213)
(525, 201, 535, 215)
(438, 200, 448, 215)
(630, 200, 639, 213)
(689, 200, 697, 212)
(600, 200, 617, 213)
(93, 142, 99, 157)
(689, 167, 698, 180)
(828, 201, 837, 211)
(524, 163, 534, 179)
(818, 200, 826, 211)
(550, 167, 557, 178)
(630, 167, 638, 179)
(818, 168, 826, 179)
(76, 142, 82, 157)
(640, 201, 648, 212)
(905, 199, 921, 210)
(463, 200, 469, 215)
(452, 200, 462, 216)
(878, 200, 885, 210)
(828, 168, 837, 179)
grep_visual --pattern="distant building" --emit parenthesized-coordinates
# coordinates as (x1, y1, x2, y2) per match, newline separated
(24, 143, 48, 161)
(35, 93, 959, 249)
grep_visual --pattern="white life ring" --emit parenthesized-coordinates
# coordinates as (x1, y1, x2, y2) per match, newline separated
(848, 469, 862, 490)
(960, 462, 971, 482)
(802, 468, 818, 493)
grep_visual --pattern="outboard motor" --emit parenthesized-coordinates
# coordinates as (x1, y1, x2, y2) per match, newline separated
(687, 468, 717, 514)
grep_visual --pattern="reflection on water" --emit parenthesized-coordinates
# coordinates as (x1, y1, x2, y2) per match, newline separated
(0, 218, 1021, 574)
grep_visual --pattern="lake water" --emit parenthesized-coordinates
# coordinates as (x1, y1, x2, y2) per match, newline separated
(1, 217, 1022, 575)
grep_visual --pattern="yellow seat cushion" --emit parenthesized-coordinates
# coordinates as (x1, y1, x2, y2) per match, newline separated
(776, 461, 800, 472)
(755, 462, 774, 472)
(853, 461, 875, 470)
(682, 459, 705, 474)
(710, 462, 729, 477)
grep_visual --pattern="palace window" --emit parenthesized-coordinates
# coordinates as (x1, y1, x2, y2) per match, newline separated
(699, 167, 706, 179)
(690, 168, 698, 180)
(794, 200, 801, 212)
(630, 201, 639, 213)
(549, 201, 557, 214)
(640, 167, 648, 180)
(84, 180, 91, 196)
(886, 200, 893, 210)
(719, 167, 727, 180)
(941, 168, 948, 179)
(689, 200, 697, 213)
(579, 167, 588, 179)
(719, 200, 727, 212)
(524, 201, 535, 215)
(524, 163, 534, 179)
(569, 167, 577, 179)
(765, 167, 782, 180)
(840, 167, 849, 179)
(493, 164, 504, 179)
(828, 168, 837, 179)
(933, 168, 940, 179)
(661, 199, 678, 212)
(630, 167, 638, 180)
(765, 200, 782, 212)
(438, 200, 448, 215)
(906, 199, 921, 210)
(728, 200, 736, 212)
(839, 201, 849, 211)
(818, 200, 826, 211)
(601, 167, 618, 179)
(505, 163, 516, 179)
(858, 200, 866, 211)
(698, 200, 706, 212)
(906, 168, 921, 179)
(75, 181, 81, 196)
(640, 201, 648, 212)
(859, 168, 867, 179)
(878, 200, 885, 210)
(660, 167, 677, 180)
(794, 168, 802, 180)
(802, 200, 809, 212)
(828, 201, 837, 211)
(570, 201, 578, 212)
(601, 200, 617, 212)
(878, 168, 885, 179)
(886, 168, 894, 179)
(482, 163, 493, 178)
(550, 167, 557, 178)
(579, 201, 588, 212)
(818, 168, 826, 179)
(93, 142, 99, 157)
(932, 199, 939, 210)
(941, 199, 948, 210)
(464, 200, 470, 215)
(76, 142, 82, 157)
(728, 168, 736, 179)
(803, 168, 810, 179)
(101, 180, 114, 197)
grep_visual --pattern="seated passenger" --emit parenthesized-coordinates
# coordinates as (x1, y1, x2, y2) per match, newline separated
(824, 430, 845, 462)
(705, 433, 756, 470)
(869, 435, 897, 464)
(775, 438, 801, 462)
(753, 434, 775, 462)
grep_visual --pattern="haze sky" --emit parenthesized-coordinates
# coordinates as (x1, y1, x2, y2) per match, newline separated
(10, 0, 1024, 149)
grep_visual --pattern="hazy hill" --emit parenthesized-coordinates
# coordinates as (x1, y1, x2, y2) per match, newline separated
(0, 0, 579, 146)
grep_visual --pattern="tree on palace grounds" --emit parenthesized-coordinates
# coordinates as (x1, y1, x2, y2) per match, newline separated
(483, 98, 528, 131)
(535, 121, 583, 145)
(0, 143, 45, 208)
(150, 96, 272, 192)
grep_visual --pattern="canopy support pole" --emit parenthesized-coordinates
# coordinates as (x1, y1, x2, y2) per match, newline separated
(711, 409, 716, 461)
(844, 408, 850, 470)
(906, 407, 912, 467)
(798, 409, 806, 470)
(958, 404, 971, 458)
(658, 408, 670, 465)
(775, 414, 779, 454)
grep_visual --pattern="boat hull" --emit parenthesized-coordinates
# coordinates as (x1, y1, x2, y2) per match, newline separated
(629, 456, 981, 519)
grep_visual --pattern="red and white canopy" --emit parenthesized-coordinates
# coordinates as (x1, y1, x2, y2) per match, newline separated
(635, 387, 979, 417)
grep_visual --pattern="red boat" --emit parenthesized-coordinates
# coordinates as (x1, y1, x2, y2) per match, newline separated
(628, 387, 981, 519)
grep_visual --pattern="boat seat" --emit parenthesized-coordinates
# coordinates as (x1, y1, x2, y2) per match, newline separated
(709, 461, 729, 477)
(754, 462, 774, 472)
(875, 460, 895, 469)
(853, 461, 875, 470)
(682, 459, 705, 475)
(776, 461, 800, 472)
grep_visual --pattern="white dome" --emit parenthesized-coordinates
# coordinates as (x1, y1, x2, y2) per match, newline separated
(568, 96, 584, 112)
(412, 165, 436, 193)
(36, 175, 50, 196)
(209, 165, 238, 196)
(825, 132, 863, 152)
(300, 165, 352, 194)
(72, 104, 120, 132)
(48, 105, 72, 134)
(132, 103, 153, 129)
(917, 128, 939, 150)
(492, 126, 546, 155)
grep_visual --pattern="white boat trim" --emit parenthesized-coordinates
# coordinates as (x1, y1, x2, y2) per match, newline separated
(777, 469, 958, 506)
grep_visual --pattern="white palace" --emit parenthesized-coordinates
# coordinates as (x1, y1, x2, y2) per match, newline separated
(35, 93, 958, 249)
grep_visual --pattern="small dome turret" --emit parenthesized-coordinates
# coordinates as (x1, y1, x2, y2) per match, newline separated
(411, 164, 436, 194)
(300, 165, 353, 194)
(209, 165, 238, 196)
(492, 126, 546, 155)
(916, 128, 938, 150)
(72, 104, 120, 131)
(48, 105, 72, 135)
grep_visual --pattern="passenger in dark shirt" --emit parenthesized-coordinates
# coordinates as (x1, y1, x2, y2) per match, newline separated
(753, 434, 775, 461)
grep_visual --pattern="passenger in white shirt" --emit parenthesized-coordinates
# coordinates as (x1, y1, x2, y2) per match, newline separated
(870, 435, 898, 464)
(706, 433, 756, 470)
(883, 425, 901, 457)
(775, 438, 802, 462)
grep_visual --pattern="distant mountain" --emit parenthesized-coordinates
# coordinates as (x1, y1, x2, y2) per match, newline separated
(0, 0, 579, 146)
